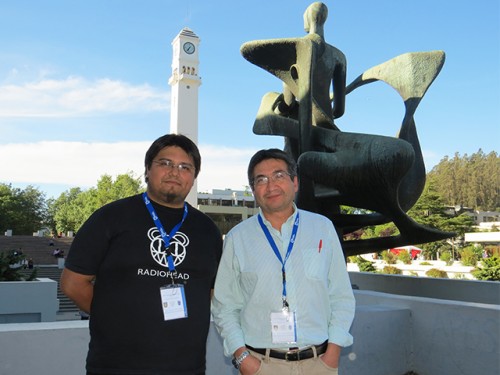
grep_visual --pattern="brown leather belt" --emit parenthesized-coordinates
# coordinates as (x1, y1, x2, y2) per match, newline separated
(246, 340, 328, 361)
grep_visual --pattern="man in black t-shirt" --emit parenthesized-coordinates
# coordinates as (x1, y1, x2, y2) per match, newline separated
(61, 134, 223, 375)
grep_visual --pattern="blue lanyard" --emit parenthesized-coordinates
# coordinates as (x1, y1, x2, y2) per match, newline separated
(142, 192, 188, 273)
(258, 211, 300, 309)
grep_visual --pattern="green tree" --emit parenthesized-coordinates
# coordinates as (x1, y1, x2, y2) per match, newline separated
(44, 197, 57, 235)
(51, 173, 143, 234)
(472, 256, 500, 281)
(428, 150, 499, 210)
(51, 187, 84, 235)
(408, 179, 454, 259)
(0, 184, 47, 235)
(408, 179, 449, 230)
(17, 186, 48, 234)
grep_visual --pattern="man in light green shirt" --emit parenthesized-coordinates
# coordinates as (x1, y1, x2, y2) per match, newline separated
(212, 148, 355, 375)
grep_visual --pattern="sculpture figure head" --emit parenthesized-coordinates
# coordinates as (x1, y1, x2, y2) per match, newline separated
(304, 2, 328, 37)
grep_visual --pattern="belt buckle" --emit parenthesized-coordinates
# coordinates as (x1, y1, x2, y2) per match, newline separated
(285, 349, 299, 361)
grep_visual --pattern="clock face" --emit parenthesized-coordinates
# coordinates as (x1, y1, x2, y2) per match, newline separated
(183, 42, 195, 54)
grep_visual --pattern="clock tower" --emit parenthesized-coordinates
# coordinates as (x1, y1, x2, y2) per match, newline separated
(169, 27, 201, 206)
(169, 27, 201, 143)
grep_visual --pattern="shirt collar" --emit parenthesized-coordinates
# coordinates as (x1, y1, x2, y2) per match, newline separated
(258, 203, 298, 232)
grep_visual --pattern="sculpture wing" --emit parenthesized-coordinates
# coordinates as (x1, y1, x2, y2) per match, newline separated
(241, 38, 305, 96)
(346, 51, 446, 211)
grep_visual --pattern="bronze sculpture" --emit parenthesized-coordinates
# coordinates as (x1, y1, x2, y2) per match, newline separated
(241, 2, 453, 256)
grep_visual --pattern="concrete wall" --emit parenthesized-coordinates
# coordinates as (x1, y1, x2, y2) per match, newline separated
(0, 278, 58, 323)
(1, 289, 499, 375)
(0, 321, 89, 374)
(0, 320, 235, 375)
(349, 271, 500, 305)
(355, 291, 500, 375)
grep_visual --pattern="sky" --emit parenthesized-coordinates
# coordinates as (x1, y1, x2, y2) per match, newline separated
(0, 0, 498, 199)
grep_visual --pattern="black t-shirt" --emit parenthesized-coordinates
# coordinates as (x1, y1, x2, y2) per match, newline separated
(65, 194, 223, 375)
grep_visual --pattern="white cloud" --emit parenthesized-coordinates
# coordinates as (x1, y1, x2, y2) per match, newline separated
(198, 145, 256, 192)
(0, 77, 169, 118)
(0, 140, 441, 197)
(0, 141, 256, 194)
(0, 141, 147, 186)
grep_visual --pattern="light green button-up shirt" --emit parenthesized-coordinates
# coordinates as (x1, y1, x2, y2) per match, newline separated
(211, 206, 355, 356)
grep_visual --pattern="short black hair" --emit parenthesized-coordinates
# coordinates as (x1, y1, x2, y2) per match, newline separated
(144, 134, 201, 182)
(247, 148, 297, 188)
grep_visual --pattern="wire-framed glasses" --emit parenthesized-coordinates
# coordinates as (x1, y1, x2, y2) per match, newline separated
(152, 159, 194, 174)
(252, 170, 292, 187)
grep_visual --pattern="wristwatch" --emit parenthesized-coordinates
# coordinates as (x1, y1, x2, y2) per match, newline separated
(232, 349, 250, 369)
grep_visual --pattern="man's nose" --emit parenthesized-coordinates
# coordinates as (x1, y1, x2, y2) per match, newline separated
(168, 165, 180, 176)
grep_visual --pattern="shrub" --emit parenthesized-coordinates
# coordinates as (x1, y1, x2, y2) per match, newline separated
(354, 256, 377, 273)
(425, 268, 448, 278)
(460, 247, 479, 267)
(440, 251, 453, 266)
(0, 251, 37, 281)
(472, 256, 500, 281)
(381, 266, 402, 275)
(420, 261, 431, 266)
(398, 251, 412, 264)
(381, 250, 397, 264)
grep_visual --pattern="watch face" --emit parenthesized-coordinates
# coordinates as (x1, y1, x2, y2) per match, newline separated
(183, 42, 195, 54)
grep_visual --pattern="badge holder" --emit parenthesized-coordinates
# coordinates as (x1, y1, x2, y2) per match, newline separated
(158, 247, 188, 321)
(270, 298, 297, 345)
(160, 281, 188, 321)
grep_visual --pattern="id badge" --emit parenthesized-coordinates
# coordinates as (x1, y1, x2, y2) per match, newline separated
(160, 284, 188, 321)
(270, 310, 297, 344)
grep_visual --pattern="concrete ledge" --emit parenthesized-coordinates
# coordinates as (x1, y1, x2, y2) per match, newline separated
(1, 290, 498, 375)
(0, 320, 89, 374)
(0, 278, 58, 323)
(355, 290, 500, 375)
(341, 304, 412, 375)
(349, 271, 500, 304)
(0, 304, 415, 375)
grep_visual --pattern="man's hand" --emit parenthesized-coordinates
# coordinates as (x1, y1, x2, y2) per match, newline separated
(234, 347, 260, 375)
(239, 354, 261, 375)
(319, 343, 341, 369)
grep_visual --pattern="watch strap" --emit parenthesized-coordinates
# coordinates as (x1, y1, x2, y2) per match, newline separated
(232, 349, 251, 369)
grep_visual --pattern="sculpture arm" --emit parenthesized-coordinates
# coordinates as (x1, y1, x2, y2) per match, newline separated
(332, 61, 346, 119)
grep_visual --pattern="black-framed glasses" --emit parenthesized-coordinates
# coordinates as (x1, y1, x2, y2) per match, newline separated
(252, 170, 292, 187)
(152, 159, 194, 174)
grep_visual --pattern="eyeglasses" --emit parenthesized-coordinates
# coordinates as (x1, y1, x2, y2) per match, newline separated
(252, 170, 292, 187)
(152, 159, 194, 174)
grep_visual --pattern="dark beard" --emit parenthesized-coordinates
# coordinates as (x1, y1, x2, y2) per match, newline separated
(162, 192, 185, 206)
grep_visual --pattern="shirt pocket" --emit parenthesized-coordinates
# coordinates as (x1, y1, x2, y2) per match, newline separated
(302, 249, 330, 280)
